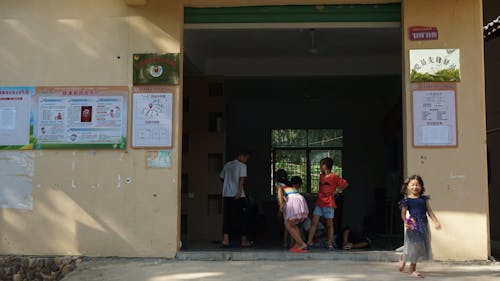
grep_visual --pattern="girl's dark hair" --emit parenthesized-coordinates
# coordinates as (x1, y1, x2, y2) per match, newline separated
(274, 169, 289, 185)
(320, 157, 334, 170)
(400, 174, 425, 196)
(290, 176, 303, 186)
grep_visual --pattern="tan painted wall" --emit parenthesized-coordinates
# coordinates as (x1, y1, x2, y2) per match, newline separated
(403, 0, 490, 260)
(0, 0, 183, 257)
(0, 0, 490, 260)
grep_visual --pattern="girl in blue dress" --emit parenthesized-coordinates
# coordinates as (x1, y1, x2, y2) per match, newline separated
(399, 175, 441, 278)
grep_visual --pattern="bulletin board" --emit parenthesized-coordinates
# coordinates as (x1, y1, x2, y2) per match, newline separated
(34, 86, 129, 149)
(0, 87, 35, 150)
(412, 83, 458, 147)
(131, 86, 175, 148)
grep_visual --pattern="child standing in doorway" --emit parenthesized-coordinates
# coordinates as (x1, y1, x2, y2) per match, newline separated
(399, 175, 441, 278)
(275, 169, 309, 253)
(307, 157, 349, 250)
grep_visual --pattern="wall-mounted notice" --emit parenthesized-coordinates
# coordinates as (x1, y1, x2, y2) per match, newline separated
(412, 83, 457, 147)
(0, 151, 34, 210)
(34, 87, 128, 149)
(146, 150, 172, 168)
(409, 26, 438, 41)
(132, 86, 174, 148)
(410, 49, 460, 82)
(0, 87, 35, 150)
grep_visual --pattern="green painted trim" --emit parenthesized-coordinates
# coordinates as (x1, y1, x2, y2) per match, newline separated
(185, 4, 401, 24)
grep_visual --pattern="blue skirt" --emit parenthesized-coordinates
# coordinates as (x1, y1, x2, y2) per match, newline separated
(403, 217, 432, 263)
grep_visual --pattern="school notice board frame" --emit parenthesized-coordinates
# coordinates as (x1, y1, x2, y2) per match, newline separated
(34, 86, 129, 149)
(0, 87, 35, 150)
(412, 83, 458, 147)
(131, 86, 175, 148)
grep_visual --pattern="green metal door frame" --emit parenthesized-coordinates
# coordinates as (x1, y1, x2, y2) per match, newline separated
(184, 4, 401, 24)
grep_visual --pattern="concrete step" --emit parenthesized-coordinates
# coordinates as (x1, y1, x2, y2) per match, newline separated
(176, 250, 400, 262)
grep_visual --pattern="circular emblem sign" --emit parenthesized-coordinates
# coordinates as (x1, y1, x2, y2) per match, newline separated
(149, 65, 163, 78)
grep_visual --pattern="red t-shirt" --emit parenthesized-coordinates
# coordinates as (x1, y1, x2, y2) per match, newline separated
(315, 173, 347, 208)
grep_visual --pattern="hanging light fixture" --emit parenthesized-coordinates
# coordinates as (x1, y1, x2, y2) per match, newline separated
(308, 28, 319, 54)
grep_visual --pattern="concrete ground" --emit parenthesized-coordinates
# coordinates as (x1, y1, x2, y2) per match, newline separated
(64, 259, 500, 281)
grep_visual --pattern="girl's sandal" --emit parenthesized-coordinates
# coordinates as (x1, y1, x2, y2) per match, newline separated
(343, 242, 353, 250)
(408, 271, 423, 278)
(289, 246, 308, 253)
(327, 245, 335, 251)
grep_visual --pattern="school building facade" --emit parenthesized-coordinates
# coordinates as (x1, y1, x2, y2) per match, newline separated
(0, 0, 492, 261)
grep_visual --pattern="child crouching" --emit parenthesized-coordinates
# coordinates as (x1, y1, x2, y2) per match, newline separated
(275, 169, 309, 253)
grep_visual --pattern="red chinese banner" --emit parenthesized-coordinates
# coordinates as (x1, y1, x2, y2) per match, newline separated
(409, 26, 438, 41)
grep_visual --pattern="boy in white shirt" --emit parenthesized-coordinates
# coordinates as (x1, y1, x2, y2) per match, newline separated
(220, 150, 252, 248)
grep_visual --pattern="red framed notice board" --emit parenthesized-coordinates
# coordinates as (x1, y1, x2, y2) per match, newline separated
(131, 86, 175, 148)
(412, 83, 458, 147)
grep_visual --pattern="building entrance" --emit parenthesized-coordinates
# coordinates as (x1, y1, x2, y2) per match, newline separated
(180, 4, 404, 251)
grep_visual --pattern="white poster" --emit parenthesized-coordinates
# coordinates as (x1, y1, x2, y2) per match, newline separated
(132, 87, 173, 148)
(0, 151, 34, 210)
(413, 89, 457, 146)
(0, 87, 34, 147)
(34, 87, 128, 149)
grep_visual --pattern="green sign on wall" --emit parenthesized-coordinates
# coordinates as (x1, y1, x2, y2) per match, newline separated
(409, 49, 461, 82)
(133, 53, 180, 85)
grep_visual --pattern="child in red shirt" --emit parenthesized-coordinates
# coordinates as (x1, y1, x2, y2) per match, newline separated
(307, 157, 349, 250)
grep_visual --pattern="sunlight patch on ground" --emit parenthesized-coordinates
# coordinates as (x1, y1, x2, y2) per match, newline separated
(148, 272, 223, 280)
(292, 273, 368, 281)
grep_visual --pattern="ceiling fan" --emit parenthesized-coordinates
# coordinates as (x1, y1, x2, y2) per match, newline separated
(308, 28, 319, 54)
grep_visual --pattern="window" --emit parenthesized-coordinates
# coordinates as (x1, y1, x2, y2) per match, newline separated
(208, 82, 223, 97)
(208, 112, 224, 133)
(271, 129, 343, 194)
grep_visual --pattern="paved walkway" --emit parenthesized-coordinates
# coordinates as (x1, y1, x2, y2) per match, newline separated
(64, 259, 500, 281)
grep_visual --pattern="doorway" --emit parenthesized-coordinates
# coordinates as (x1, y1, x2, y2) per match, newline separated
(180, 4, 404, 251)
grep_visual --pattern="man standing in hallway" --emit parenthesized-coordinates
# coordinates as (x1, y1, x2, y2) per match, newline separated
(220, 150, 252, 248)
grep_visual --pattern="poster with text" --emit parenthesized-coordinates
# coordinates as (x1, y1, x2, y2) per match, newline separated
(410, 49, 461, 82)
(146, 150, 172, 168)
(0, 87, 35, 150)
(412, 84, 457, 147)
(34, 87, 128, 149)
(132, 86, 174, 148)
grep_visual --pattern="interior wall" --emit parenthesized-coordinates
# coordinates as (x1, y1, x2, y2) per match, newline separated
(0, 0, 182, 257)
(225, 76, 402, 236)
(182, 77, 225, 243)
(403, 0, 490, 260)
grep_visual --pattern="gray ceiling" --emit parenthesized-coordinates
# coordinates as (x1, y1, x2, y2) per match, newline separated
(184, 28, 402, 76)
